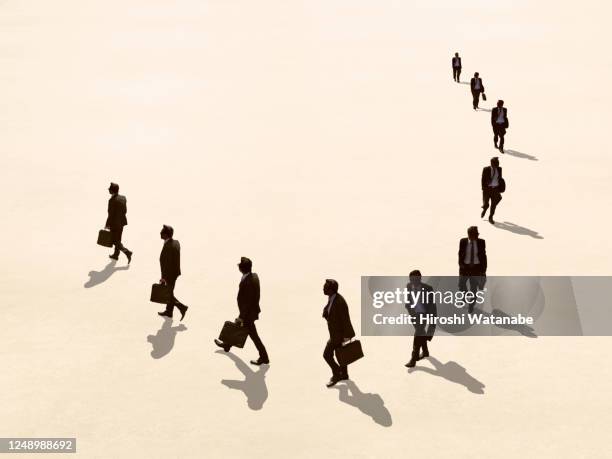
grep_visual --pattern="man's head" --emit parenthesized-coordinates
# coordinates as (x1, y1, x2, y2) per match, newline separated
(474, 72, 479, 77)
(238, 257, 252, 274)
(409, 270, 422, 287)
(467, 226, 479, 241)
(108, 182, 119, 195)
(491, 157, 500, 168)
(160, 225, 173, 240)
(455, 52, 459, 57)
(323, 279, 339, 296)
(497, 99, 504, 108)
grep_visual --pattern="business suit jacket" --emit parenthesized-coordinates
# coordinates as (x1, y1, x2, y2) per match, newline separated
(105, 194, 127, 229)
(160, 239, 181, 282)
(452, 57, 462, 68)
(481, 166, 503, 190)
(405, 282, 437, 337)
(238, 272, 261, 322)
(470, 77, 484, 93)
(491, 107, 509, 129)
(458, 238, 487, 275)
(323, 293, 356, 344)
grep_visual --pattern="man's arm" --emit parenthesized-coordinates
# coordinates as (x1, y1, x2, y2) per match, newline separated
(481, 240, 488, 273)
(481, 167, 488, 190)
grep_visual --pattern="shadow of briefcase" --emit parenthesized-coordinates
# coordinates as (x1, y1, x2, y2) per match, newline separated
(150, 284, 172, 304)
(97, 229, 113, 247)
(335, 339, 364, 366)
(218, 321, 249, 348)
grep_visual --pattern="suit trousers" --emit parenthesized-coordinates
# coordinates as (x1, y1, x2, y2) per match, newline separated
(110, 226, 129, 257)
(323, 339, 347, 378)
(453, 67, 461, 81)
(493, 124, 506, 149)
(412, 324, 429, 358)
(458, 267, 486, 312)
(163, 277, 186, 317)
(223, 320, 269, 360)
(482, 187, 502, 217)
(471, 90, 481, 108)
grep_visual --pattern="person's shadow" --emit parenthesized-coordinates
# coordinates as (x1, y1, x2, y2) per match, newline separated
(504, 149, 538, 161)
(217, 350, 269, 410)
(408, 357, 485, 394)
(84, 260, 129, 288)
(146, 317, 187, 359)
(478, 107, 492, 112)
(332, 380, 392, 427)
(494, 221, 543, 239)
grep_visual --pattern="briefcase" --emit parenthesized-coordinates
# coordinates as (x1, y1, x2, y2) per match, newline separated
(482, 93, 487, 101)
(499, 177, 506, 193)
(335, 339, 364, 366)
(97, 229, 113, 247)
(218, 320, 249, 348)
(150, 283, 172, 304)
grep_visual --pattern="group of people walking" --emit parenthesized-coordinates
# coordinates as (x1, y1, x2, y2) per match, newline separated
(95, 53, 521, 389)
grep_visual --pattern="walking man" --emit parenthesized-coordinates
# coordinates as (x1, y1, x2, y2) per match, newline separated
(105, 182, 132, 263)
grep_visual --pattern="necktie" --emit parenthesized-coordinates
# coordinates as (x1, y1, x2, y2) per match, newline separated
(471, 242, 476, 265)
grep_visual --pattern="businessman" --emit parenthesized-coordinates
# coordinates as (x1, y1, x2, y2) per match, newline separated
(481, 157, 504, 224)
(458, 226, 487, 313)
(158, 225, 188, 321)
(470, 72, 485, 110)
(322, 279, 356, 388)
(452, 52, 462, 82)
(215, 257, 269, 366)
(104, 182, 132, 263)
(491, 100, 509, 153)
(405, 270, 437, 368)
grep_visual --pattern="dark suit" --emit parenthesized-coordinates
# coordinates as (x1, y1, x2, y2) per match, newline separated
(481, 166, 503, 218)
(405, 282, 437, 359)
(491, 107, 509, 149)
(470, 77, 484, 109)
(105, 194, 129, 256)
(160, 239, 186, 317)
(233, 273, 268, 360)
(323, 293, 356, 378)
(452, 57, 462, 81)
(458, 238, 487, 311)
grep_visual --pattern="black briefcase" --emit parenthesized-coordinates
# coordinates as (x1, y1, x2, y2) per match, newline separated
(218, 320, 249, 348)
(499, 177, 506, 193)
(97, 229, 113, 247)
(150, 284, 171, 304)
(335, 339, 364, 366)
(482, 93, 487, 101)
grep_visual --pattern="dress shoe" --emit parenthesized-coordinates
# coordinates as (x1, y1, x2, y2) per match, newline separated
(179, 305, 188, 321)
(125, 250, 133, 264)
(339, 372, 349, 381)
(405, 359, 416, 368)
(250, 358, 270, 366)
(326, 377, 341, 388)
(109, 254, 119, 261)
(499, 146, 504, 153)
(419, 350, 430, 360)
(489, 216, 495, 224)
(214, 339, 230, 352)
(158, 311, 172, 318)
(494, 141, 498, 149)
(481, 208, 487, 218)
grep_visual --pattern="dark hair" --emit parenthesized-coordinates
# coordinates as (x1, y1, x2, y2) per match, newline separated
(325, 279, 339, 293)
(162, 225, 174, 238)
(491, 156, 499, 166)
(240, 257, 252, 270)
(467, 226, 479, 237)
(409, 270, 422, 277)
(109, 182, 119, 193)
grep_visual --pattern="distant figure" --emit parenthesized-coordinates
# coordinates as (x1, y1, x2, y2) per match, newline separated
(405, 270, 437, 368)
(157, 225, 188, 321)
(458, 226, 487, 313)
(215, 257, 269, 366)
(491, 100, 509, 153)
(452, 52, 462, 82)
(481, 157, 504, 224)
(105, 182, 132, 263)
(470, 72, 485, 110)
(322, 279, 356, 388)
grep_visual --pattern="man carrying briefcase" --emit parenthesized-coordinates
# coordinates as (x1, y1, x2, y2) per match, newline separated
(157, 225, 188, 321)
(405, 270, 437, 368)
(104, 182, 132, 263)
(214, 257, 269, 366)
(322, 279, 356, 387)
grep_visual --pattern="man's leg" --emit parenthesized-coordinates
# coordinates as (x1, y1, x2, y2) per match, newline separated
(164, 279, 178, 316)
(472, 91, 478, 109)
(457, 68, 461, 82)
(490, 190, 502, 218)
(482, 189, 491, 217)
(245, 321, 269, 362)
(110, 227, 123, 258)
(499, 129, 505, 151)
(493, 127, 499, 148)
(323, 340, 341, 378)
(467, 275, 479, 312)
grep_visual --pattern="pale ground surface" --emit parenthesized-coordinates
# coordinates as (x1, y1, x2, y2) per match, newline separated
(1, 1, 612, 458)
